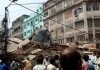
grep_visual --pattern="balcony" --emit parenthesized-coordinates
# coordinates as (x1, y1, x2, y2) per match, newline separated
(43, 0, 63, 10)
(96, 39, 100, 43)
(86, 11, 100, 18)
(95, 29, 100, 33)
(74, 13, 84, 22)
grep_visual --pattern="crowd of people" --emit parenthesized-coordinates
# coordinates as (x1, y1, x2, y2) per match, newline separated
(0, 47, 100, 70)
(23, 47, 100, 70)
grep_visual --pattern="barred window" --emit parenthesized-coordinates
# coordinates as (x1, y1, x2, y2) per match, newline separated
(75, 21, 84, 29)
(87, 19, 92, 27)
(94, 19, 100, 27)
(93, 4, 99, 11)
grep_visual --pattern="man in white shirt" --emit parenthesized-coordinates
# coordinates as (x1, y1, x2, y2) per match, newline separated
(43, 58, 49, 66)
(95, 51, 100, 70)
(33, 55, 46, 70)
(33, 64, 46, 70)
(47, 57, 57, 70)
(90, 51, 97, 65)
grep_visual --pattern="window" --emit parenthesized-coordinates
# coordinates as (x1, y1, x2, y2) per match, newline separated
(40, 7, 42, 10)
(36, 27, 38, 30)
(44, 12, 48, 17)
(65, 23, 73, 32)
(65, 11, 72, 19)
(86, 5, 91, 11)
(31, 29, 32, 34)
(77, 35, 85, 41)
(89, 34, 93, 40)
(57, 27, 64, 34)
(31, 21, 33, 26)
(73, 0, 79, 3)
(40, 25, 42, 29)
(93, 4, 99, 11)
(35, 18, 38, 21)
(64, 0, 72, 8)
(24, 32, 26, 36)
(37, 9, 39, 12)
(50, 6, 56, 15)
(75, 21, 84, 29)
(50, 17, 56, 26)
(96, 33, 100, 40)
(66, 37, 74, 43)
(24, 25, 26, 29)
(74, 7, 83, 17)
(28, 30, 30, 33)
(57, 14, 63, 23)
(27, 23, 30, 25)
(87, 19, 92, 27)
(94, 19, 100, 27)
(59, 39, 64, 44)
(39, 16, 42, 22)
(56, 3, 62, 12)
(95, 29, 100, 33)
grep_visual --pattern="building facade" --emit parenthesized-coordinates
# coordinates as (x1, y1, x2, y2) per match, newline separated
(12, 15, 29, 40)
(43, 0, 100, 48)
(23, 5, 43, 39)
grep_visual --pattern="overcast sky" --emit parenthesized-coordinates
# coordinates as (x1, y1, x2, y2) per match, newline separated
(0, 0, 47, 28)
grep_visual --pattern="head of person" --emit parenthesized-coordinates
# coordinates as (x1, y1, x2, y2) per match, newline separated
(50, 57, 55, 65)
(45, 57, 49, 61)
(60, 47, 82, 70)
(96, 51, 100, 58)
(93, 51, 96, 56)
(82, 54, 89, 62)
(54, 55, 59, 60)
(26, 57, 30, 61)
(0, 60, 2, 64)
(37, 54, 44, 64)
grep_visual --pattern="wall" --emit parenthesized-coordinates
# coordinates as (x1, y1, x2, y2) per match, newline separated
(23, 5, 44, 39)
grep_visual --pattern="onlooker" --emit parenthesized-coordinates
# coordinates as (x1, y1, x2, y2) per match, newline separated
(95, 51, 100, 70)
(2, 63, 10, 70)
(82, 54, 95, 70)
(0, 60, 9, 70)
(54, 55, 59, 68)
(0, 60, 2, 70)
(33, 55, 46, 70)
(90, 51, 97, 65)
(60, 47, 82, 70)
(23, 58, 32, 70)
(43, 57, 49, 66)
(10, 60, 19, 70)
(47, 57, 57, 70)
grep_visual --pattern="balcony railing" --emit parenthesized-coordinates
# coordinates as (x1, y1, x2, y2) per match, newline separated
(43, 0, 63, 10)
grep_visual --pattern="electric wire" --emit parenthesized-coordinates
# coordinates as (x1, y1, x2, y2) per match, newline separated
(6, 0, 92, 55)
(11, 2, 45, 5)
(12, 1, 81, 32)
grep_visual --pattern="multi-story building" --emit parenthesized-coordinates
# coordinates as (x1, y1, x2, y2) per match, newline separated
(12, 15, 29, 40)
(23, 5, 43, 39)
(43, 0, 100, 48)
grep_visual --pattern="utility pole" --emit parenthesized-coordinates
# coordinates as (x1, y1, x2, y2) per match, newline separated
(1, 0, 17, 60)
(2, 7, 9, 59)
